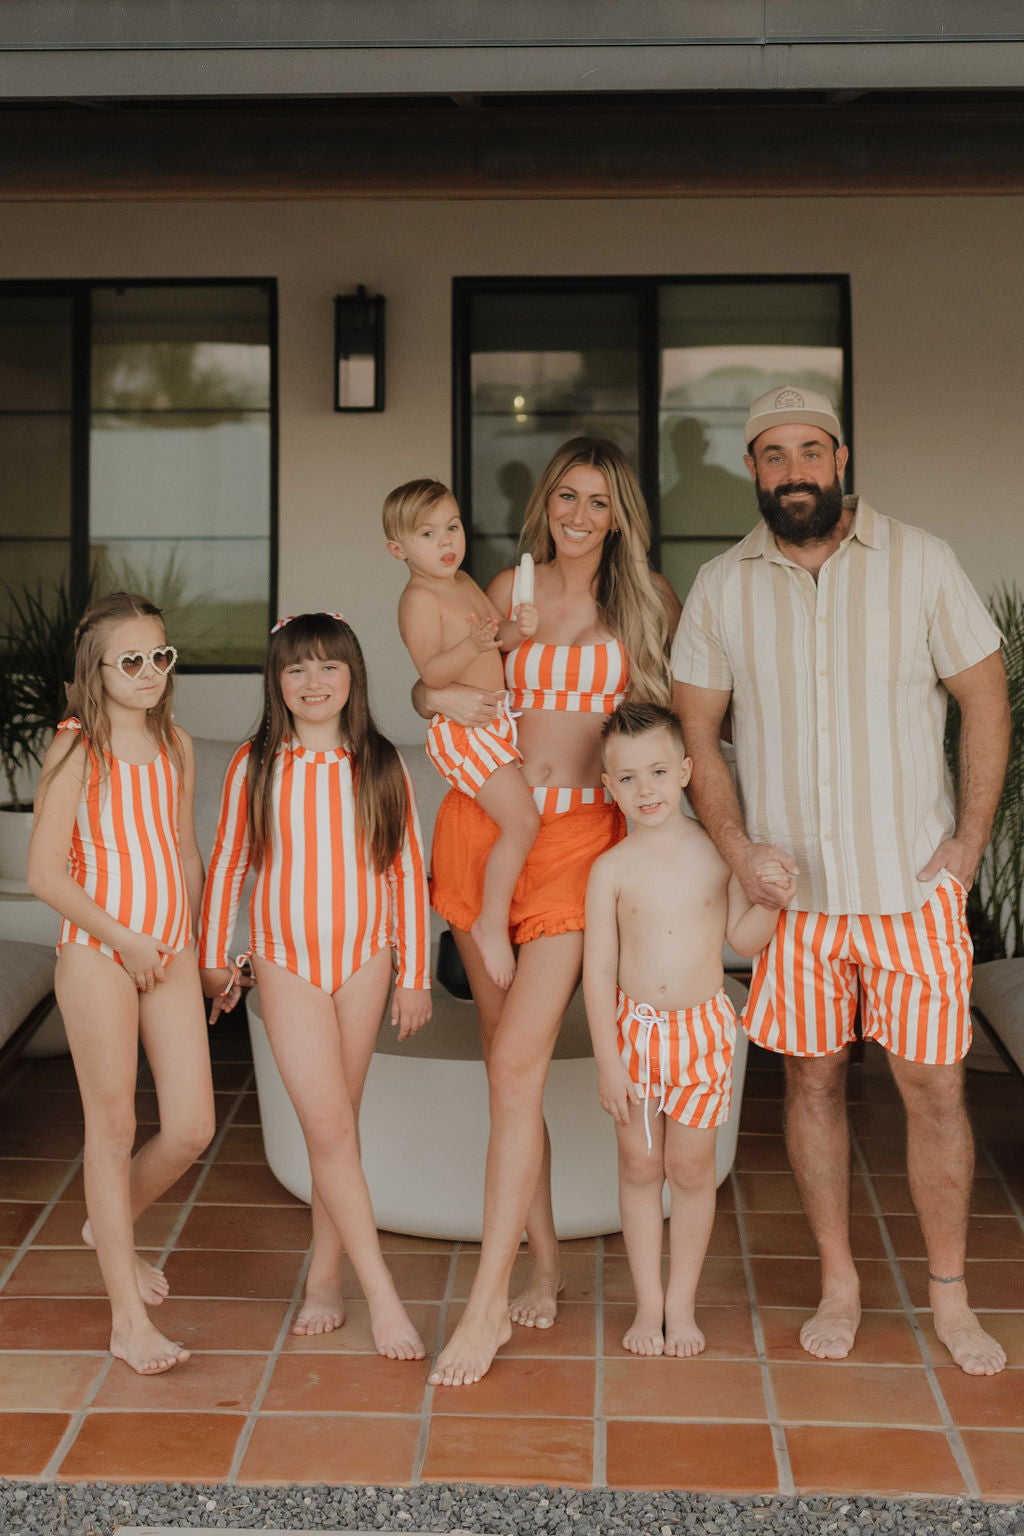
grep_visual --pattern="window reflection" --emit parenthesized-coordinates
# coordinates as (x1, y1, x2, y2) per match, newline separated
(89, 284, 272, 666)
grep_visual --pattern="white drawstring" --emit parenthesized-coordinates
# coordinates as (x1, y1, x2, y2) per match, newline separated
(499, 690, 521, 746)
(631, 1002, 669, 1155)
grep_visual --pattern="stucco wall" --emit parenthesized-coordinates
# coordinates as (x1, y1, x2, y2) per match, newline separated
(2, 195, 1020, 740)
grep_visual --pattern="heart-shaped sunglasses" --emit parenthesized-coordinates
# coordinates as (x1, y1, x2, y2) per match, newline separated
(102, 645, 178, 680)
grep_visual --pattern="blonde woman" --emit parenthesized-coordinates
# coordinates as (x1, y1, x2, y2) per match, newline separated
(420, 438, 680, 1384)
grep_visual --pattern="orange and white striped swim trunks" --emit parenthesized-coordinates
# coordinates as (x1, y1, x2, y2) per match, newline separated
(742, 876, 973, 1064)
(425, 700, 521, 799)
(616, 986, 736, 1150)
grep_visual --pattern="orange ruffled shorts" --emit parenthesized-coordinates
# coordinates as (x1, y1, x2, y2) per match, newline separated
(430, 785, 625, 946)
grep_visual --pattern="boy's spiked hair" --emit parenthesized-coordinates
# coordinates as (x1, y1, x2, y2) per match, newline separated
(382, 479, 453, 544)
(601, 700, 685, 760)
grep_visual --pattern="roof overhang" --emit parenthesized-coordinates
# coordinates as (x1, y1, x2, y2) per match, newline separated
(2, 1, 1024, 101)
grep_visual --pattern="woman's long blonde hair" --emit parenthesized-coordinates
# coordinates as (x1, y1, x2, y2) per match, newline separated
(518, 437, 671, 705)
(247, 613, 408, 873)
(42, 591, 181, 788)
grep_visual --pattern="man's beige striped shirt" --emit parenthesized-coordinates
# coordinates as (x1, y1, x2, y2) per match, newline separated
(671, 500, 1002, 915)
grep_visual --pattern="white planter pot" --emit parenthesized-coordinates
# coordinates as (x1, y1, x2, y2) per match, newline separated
(247, 974, 750, 1241)
(0, 806, 33, 888)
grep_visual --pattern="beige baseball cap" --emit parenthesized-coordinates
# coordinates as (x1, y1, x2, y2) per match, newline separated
(744, 385, 843, 448)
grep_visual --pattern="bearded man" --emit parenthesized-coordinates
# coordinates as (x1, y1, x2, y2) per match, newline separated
(672, 386, 1009, 1376)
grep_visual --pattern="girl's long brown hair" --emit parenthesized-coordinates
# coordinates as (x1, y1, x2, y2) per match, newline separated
(42, 591, 182, 788)
(519, 437, 671, 706)
(247, 614, 408, 873)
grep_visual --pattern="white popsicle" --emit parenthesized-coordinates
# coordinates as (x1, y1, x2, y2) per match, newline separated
(517, 551, 535, 606)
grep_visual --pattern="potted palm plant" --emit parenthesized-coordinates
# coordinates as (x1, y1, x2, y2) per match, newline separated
(0, 576, 89, 884)
(945, 582, 1024, 962)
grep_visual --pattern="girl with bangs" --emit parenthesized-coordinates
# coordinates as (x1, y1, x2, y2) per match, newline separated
(199, 612, 431, 1359)
(28, 592, 215, 1376)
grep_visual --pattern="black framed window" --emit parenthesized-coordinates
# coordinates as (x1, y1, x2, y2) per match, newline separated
(0, 278, 277, 670)
(454, 276, 851, 594)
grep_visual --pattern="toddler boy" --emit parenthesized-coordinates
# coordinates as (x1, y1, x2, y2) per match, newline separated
(385, 478, 538, 990)
(584, 702, 795, 1356)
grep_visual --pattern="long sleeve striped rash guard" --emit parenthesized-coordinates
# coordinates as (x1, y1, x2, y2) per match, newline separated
(199, 740, 430, 995)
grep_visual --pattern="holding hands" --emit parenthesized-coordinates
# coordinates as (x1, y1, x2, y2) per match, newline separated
(736, 842, 799, 909)
(200, 960, 254, 1025)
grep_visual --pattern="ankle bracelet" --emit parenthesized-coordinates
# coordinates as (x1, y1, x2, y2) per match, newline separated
(928, 1271, 966, 1285)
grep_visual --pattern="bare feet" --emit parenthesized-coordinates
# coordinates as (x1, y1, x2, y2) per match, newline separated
(428, 1307, 513, 1386)
(83, 1220, 169, 1306)
(932, 1285, 1006, 1376)
(292, 1282, 346, 1336)
(509, 1262, 563, 1329)
(470, 917, 516, 992)
(800, 1294, 861, 1360)
(110, 1319, 190, 1375)
(623, 1306, 664, 1356)
(367, 1291, 425, 1361)
(664, 1304, 705, 1359)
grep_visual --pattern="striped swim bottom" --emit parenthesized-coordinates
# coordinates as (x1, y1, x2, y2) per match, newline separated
(616, 987, 736, 1149)
(742, 876, 972, 1064)
(425, 703, 521, 798)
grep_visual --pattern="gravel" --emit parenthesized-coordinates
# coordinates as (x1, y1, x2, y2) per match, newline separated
(1, 1483, 1022, 1536)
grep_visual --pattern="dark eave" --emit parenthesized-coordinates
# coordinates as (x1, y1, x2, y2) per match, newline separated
(1, 94, 1024, 199)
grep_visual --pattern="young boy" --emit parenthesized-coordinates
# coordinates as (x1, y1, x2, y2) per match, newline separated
(384, 478, 539, 991)
(584, 702, 795, 1358)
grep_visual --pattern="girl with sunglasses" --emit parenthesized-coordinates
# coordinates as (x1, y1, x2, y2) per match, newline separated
(28, 591, 215, 1376)
(199, 612, 431, 1359)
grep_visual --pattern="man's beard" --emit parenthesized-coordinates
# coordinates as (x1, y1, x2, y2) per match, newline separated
(756, 474, 844, 545)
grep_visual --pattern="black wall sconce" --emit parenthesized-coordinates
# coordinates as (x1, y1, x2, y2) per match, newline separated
(334, 286, 385, 411)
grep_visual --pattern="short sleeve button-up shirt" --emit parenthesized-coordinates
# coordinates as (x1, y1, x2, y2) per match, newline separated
(671, 499, 1002, 916)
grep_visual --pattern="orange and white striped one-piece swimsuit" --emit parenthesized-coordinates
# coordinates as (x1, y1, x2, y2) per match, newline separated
(199, 740, 430, 995)
(56, 718, 191, 969)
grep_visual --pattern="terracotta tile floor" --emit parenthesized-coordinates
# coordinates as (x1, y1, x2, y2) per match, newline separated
(1, 1020, 1022, 1499)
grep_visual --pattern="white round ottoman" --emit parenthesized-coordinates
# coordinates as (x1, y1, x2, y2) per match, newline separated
(247, 973, 749, 1241)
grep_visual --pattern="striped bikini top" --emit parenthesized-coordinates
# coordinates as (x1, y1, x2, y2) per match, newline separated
(504, 637, 629, 714)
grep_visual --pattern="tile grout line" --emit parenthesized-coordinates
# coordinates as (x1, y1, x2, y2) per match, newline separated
(591, 1232, 606, 1489)
(410, 1233, 461, 1483)
(224, 1239, 312, 1483)
(731, 1163, 794, 1497)
(850, 1130, 981, 1501)
(209, 1064, 303, 1486)
(36, 1064, 256, 1483)
(979, 1143, 1024, 1229)
(152, 1068, 259, 1269)
(0, 1149, 84, 1293)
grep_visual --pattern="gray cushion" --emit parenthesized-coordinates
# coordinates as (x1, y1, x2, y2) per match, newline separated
(0, 940, 56, 1049)
(191, 737, 246, 865)
(971, 958, 1024, 1077)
